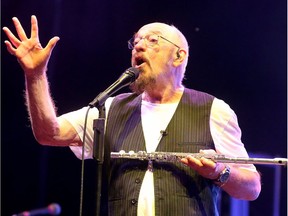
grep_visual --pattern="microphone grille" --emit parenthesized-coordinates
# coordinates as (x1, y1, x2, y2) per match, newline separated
(126, 67, 140, 80)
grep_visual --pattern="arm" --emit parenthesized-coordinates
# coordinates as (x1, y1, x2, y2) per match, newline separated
(181, 99, 261, 200)
(3, 15, 82, 146)
(181, 151, 261, 200)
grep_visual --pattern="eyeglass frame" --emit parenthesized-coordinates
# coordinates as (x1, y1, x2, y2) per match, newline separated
(128, 34, 181, 51)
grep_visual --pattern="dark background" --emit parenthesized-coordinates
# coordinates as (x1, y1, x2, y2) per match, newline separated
(1, 0, 287, 215)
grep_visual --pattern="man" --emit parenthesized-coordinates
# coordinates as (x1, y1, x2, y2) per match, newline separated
(3, 15, 261, 215)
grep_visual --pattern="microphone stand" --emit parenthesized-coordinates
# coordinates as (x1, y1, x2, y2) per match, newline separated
(93, 104, 106, 216)
(89, 67, 139, 216)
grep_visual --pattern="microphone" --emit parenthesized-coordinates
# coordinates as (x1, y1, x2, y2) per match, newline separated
(160, 130, 168, 136)
(12, 203, 61, 216)
(89, 67, 140, 108)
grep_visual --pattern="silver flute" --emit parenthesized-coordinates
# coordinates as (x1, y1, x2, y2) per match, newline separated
(110, 150, 288, 166)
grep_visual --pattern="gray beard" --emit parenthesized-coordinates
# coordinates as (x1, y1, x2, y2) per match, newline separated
(129, 76, 156, 95)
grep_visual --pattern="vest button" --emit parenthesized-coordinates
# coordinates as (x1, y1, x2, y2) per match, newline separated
(135, 178, 141, 184)
(131, 199, 137, 205)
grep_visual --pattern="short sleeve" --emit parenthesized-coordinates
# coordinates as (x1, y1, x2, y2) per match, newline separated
(210, 98, 257, 172)
(58, 97, 114, 160)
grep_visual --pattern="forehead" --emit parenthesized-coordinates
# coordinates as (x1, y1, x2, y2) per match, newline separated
(135, 23, 175, 37)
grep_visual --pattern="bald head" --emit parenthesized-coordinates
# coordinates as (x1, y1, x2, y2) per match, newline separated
(138, 23, 188, 49)
(137, 22, 189, 74)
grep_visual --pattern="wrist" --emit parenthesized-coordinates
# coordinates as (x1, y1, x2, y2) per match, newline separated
(25, 70, 48, 81)
(213, 165, 231, 187)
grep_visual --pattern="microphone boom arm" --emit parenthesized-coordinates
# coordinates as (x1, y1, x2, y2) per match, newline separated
(89, 67, 140, 108)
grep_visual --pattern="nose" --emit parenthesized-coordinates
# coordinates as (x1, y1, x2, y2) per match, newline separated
(134, 38, 147, 51)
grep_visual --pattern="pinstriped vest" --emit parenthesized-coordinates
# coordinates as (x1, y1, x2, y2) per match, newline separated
(104, 88, 220, 216)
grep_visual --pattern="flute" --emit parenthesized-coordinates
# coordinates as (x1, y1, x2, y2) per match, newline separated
(110, 150, 288, 166)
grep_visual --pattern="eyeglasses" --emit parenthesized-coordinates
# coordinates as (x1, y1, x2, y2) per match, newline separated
(128, 34, 180, 50)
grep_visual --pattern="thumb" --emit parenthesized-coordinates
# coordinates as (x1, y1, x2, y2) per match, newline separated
(46, 36, 60, 53)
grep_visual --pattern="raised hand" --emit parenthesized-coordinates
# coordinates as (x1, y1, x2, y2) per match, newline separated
(3, 15, 60, 77)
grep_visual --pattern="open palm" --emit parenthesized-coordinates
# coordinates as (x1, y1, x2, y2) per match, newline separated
(3, 15, 59, 76)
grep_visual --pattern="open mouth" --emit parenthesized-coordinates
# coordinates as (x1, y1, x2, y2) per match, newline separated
(134, 56, 146, 68)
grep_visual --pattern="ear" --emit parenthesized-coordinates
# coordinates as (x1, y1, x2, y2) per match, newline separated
(173, 49, 187, 67)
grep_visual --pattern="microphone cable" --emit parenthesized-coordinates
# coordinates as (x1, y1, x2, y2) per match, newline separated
(79, 106, 92, 216)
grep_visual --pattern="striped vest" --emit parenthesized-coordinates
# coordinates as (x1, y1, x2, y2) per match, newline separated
(103, 88, 220, 216)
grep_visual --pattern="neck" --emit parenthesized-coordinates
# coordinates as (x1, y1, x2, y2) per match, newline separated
(143, 86, 184, 104)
